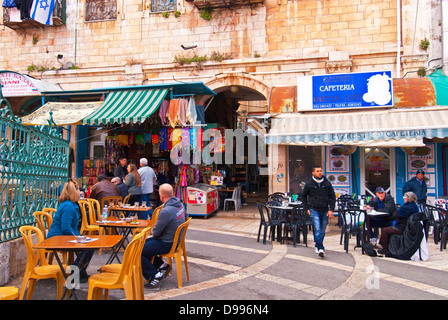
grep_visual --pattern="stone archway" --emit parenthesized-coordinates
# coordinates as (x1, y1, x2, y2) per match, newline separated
(197, 73, 270, 105)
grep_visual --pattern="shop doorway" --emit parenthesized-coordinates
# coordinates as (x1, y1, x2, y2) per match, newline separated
(360, 147, 396, 198)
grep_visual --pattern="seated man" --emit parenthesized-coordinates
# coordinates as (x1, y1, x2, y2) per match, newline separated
(88, 174, 120, 205)
(111, 176, 129, 200)
(141, 183, 186, 288)
(366, 187, 398, 244)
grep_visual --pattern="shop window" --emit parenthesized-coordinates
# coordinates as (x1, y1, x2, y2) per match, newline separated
(151, 0, 176, 12)
(86, 0, 117, 21)
(288, 146, 322, 195)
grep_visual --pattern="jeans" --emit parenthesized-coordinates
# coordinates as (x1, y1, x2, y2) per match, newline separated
(141, 193, 153, 218)
(309, 209, 329, 251)
(141, 237, 173, 280)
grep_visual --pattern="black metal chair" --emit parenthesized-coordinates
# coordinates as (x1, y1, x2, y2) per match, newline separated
(268, 193, 285, 203)
(283, 205, 308, 247)
(340, 208, 366, 254)
(257, 203, 284, 245)
(337, 195, 356, 229)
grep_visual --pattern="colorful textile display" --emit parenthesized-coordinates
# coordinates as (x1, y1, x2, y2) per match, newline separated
(159, 99, 170, 125)
(167, 99, 180, 128)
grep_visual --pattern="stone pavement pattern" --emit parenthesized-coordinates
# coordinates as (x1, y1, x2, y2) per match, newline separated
(6, 204, 448, 301)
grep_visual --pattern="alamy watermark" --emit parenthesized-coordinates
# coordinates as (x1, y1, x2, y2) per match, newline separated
(168, 128, 276, 175)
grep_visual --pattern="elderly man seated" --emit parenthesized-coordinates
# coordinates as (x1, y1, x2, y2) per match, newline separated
(366, 187, 398, 245)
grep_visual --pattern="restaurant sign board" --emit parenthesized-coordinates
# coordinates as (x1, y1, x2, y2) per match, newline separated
(297, 71, 393, 111)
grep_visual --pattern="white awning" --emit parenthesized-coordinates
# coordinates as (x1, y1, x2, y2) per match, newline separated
(266, 106, 448, 147)
(21, 101, 103, 126)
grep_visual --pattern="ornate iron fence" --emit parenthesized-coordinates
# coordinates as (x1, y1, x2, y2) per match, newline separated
(0, 90, 69, 243)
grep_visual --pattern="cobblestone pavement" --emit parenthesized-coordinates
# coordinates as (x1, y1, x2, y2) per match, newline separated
(6, 203, 448, 303)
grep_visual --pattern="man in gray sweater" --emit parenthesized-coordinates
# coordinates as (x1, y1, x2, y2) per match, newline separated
(141, 183, 186, 288)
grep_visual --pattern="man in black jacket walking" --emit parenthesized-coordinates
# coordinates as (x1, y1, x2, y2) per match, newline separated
(302, 166, 336, 257)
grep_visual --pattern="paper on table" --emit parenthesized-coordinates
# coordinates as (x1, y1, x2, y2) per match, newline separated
(68, 237, 99, 243)
(367, 210, 389, 216)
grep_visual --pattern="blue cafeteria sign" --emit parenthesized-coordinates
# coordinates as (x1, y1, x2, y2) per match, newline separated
(297, 71, 393, 111)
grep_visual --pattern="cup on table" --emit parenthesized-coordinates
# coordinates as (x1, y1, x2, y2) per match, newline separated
(132, 216, 138, 223)
(142, 201, 147, 208)
(134, 202, 139, 208)
(75, 235, 86, 243)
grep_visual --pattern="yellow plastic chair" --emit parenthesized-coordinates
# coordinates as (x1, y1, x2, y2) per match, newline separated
(0, 286, 19, 300)
(123, 194, 131, 205)
(79, 200, 104, 254)
(87, 198, 101, 221)
(87, 229, 148, 300)
(42, 207, 57, 216)
(132, 204, 162, 237)
(99, 226, 151, 300)
(33, 210, 57, 264)
(155, 217, 191, 288)
(19, 226, 66, 300)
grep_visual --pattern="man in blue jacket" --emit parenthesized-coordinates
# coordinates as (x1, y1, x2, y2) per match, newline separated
(403, 169, 427, 205)
(141, 183, 186, 288)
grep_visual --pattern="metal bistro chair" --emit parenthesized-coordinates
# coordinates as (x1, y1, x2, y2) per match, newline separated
(283, 205, 308, 247)
(340, 208, 367, 254)
(337, 195, 356, 228)
(257, 203, 283, 244)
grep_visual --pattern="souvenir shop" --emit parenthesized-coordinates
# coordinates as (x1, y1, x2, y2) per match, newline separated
(77, 82, 230, 207)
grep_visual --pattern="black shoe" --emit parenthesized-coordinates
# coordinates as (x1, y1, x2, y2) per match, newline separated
(144, 272, 164, 288)
(377, 248, 387, 255)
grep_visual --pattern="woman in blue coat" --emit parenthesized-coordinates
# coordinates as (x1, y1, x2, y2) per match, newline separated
(48, 180, 92, 282)
(378, 191, 420, 254)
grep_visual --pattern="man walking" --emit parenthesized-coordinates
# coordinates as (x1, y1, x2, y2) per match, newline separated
(138, 158, 157, 217)
(302, 166, 336, 257)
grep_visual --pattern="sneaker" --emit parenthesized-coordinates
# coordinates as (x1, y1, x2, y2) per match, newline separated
(315, 247, 319, 254)
(318, 249, 325, 257)
(159, 264, 172, 278)
(144, 272, 165, 288)
(370, 238, 377, 245)
(377, 248, 387, 255)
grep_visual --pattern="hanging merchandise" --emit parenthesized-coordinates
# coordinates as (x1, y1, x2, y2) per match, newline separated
(3, 0, 16, 7)
(186, 96, 197, 125)
(116, 133, 129, 146)
(172, 128, 182, 146)
(159, 99, 169, 125)
(178, 98, 189, 127)
(128, 133, 134, 145)
(143, 132, 152, 145)
(135, 134, 144, 144)
(167, 99, 180, 128)
(159, 128, 168, 151)
(167, 127, 173, 150)
(196, 104, 206, 124)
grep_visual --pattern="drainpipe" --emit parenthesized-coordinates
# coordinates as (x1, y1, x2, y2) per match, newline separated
(443, 0, 448, 74)
(397, 0, 402, 78)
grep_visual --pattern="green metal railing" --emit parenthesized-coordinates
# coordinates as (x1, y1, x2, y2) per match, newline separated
(0, 89, 69, 242)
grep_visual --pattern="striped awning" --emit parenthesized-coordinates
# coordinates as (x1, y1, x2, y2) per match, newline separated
(81, 89, 169, 125)
(266, 106, 448, 147)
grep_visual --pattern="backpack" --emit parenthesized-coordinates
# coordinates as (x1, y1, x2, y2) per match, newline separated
(362, 242, 378, 257)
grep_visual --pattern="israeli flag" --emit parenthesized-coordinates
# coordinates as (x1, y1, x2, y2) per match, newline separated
(30, 0, 56, 25)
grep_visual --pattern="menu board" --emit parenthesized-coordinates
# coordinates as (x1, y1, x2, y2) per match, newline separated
(408, 145, 433, 172)
(327, 146, 352, 186)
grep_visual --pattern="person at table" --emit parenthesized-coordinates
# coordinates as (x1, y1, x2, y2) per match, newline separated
(114, 157, 128, 180)
(301, 165, 336, 258)
(366, 187, 399, 245)
(403, 169, 427, 205)
(138, 157, 157, 217)
(47, 181, 93, 283)
(111, 176, 129, 200)
(377, 191, 420, 255)
(141, 183, 186, 288)
(125, 164, 143, 217)
(88, 174, 120, 205)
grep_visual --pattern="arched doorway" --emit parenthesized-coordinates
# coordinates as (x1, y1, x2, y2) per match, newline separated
(200, 74, 270, 200)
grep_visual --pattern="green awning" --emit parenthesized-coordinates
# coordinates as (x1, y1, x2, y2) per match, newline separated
(81, 88, 169, 125)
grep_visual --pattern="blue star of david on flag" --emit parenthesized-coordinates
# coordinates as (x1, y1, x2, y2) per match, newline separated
(30, 0, 56, 25)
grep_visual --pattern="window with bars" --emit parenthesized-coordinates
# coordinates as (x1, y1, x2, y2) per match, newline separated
(86, 0, 117, 21)
(151, 0, 176, 12)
